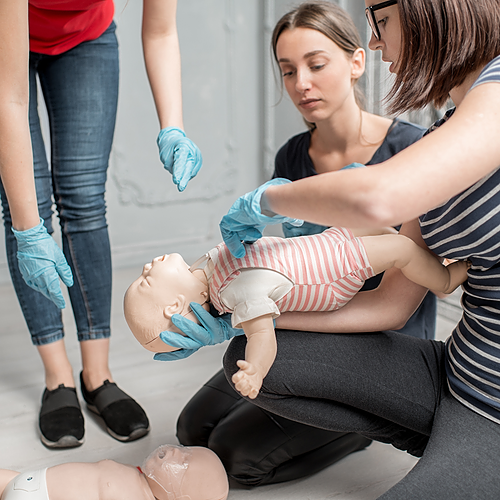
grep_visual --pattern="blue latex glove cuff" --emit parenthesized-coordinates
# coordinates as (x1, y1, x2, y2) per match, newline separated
(219, 178, 303, 259)
(157, 126, 203, 192)
(12, 218, 73, 309)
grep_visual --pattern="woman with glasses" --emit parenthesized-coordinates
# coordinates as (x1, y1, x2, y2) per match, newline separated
(0, 0, 201, 449)
(158, 0, 500, 497)
(170, 1, 438, 488)
(213, 0, 500, 497)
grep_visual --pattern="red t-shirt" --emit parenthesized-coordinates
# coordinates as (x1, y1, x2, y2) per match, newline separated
(29, 0, 115, 55)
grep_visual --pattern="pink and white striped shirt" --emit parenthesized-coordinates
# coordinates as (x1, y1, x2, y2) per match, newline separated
(208, 228, 374, 319)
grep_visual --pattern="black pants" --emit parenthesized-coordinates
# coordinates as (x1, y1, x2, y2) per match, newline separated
(177, 368, 371, 486)
(223, 330, 500, 499)
(177, 294, 436, 486)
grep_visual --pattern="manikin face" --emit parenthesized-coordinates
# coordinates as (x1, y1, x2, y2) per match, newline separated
(142, 445, 229, 500)
(124, 254, 208, 352)
(276, 27, 365, 124)
(365, 0, 402, 73)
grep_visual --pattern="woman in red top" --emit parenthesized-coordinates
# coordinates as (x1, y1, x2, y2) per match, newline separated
(0, 0, 201, 448)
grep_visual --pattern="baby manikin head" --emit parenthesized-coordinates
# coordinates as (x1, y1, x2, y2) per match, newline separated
(124, 254, 209, 353)
(142, 444, 229, 500)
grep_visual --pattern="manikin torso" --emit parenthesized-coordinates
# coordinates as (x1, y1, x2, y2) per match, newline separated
(0, 462, 152, 500)
(17, 462, 153, 500)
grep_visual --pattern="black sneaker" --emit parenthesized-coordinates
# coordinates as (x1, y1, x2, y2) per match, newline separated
(80, 372, 149, 442)
(39, 385, 85, 448)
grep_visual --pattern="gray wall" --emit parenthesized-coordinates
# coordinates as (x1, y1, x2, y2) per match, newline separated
(0, 0, 438, 287)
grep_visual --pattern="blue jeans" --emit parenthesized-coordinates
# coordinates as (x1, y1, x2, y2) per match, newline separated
(0, 22, 119, 345)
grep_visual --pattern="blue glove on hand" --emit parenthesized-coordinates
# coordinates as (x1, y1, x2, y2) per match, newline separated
(12, 218, 73, 309)
(157, 126, 203, 192)
(153, 302, 244, 361)
(282, 221, 328, 238)
(219, 178, 303, 259)
(342, 162, 365, 170)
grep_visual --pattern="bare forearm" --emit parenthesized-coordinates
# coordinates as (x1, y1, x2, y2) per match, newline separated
(0, 107, 39, 230)
(142, 0, 183, 129)
(276, 267, 427, 333)
(0, 1, 39, 230)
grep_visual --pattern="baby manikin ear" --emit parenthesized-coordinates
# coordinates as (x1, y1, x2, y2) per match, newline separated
(162, 295, 187, 319)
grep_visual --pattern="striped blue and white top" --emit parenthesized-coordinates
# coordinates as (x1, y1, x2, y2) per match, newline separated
(420, 54, 500, 424)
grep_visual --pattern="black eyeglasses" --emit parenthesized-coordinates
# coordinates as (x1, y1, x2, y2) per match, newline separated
(365, 0, 398, 40)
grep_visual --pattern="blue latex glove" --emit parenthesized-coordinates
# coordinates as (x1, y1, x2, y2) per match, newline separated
(12, 218, 73, 309)
(219, 178, 303, 258)
(157, 126, 203, 192)
(280, 163, 365, 238)
(282, 221, 328, 238)
(153, 302, 244, 361)
(342, 162, 365, 170)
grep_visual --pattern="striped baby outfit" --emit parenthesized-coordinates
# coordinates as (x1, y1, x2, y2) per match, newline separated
(208, 227, 375, 317)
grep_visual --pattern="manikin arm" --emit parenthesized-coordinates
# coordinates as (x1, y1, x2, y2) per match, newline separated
(361, 232, 469, 295)
(231, 314, 276, 399)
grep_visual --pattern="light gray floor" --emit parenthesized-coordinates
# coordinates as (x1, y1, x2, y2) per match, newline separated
(0, 266, 462, 499)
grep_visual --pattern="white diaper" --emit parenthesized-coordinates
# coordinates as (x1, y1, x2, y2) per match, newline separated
(1, 470, 49, 500)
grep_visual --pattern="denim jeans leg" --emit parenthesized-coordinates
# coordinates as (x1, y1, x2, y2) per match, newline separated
(37, 22, 119, 342)
(0, 22, 119, 345)
(0, 53, 64, 345)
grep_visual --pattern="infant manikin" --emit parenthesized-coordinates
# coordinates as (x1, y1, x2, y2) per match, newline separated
(0, 444, 228, 500)
(124, 231, 469, 399)
(142, 445, 229, 500)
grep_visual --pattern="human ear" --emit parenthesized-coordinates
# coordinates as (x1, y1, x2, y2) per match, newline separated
(163, 295, 188, 319)
(351, 47, 365, 80)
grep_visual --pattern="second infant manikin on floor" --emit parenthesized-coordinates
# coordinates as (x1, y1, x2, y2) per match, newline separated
(0, 444, 228, 500)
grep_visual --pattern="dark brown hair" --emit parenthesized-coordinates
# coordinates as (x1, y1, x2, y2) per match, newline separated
(388, 0, 500, 114)
(271, 1, 365, 108)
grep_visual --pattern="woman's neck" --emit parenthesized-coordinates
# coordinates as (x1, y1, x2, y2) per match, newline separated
(310, 108, 391, 173)
(313, 99, 363, 154)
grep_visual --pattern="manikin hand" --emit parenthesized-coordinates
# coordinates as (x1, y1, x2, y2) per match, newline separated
(153, 303, 245, 361)
(232, 360, 263, 399)
(12, 218, 73, 309)
(219, 178, 303, 259)
(157, 127, 203, 192)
